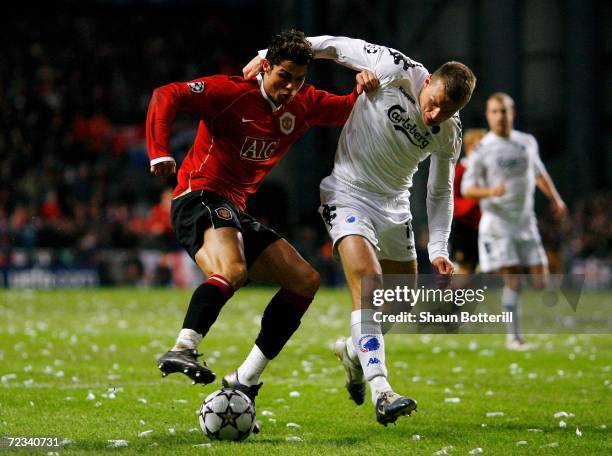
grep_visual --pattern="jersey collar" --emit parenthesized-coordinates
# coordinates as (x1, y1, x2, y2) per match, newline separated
(256, 73, 282, 112)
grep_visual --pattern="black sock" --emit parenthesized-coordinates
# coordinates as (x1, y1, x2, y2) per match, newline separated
(255, 289, 313, 359)
(182, 274, 234, 337)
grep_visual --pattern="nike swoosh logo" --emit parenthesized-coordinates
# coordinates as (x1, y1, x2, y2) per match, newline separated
(242, 117, 254, 123)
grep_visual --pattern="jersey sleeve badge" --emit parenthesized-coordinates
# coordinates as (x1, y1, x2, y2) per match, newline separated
(187, 81, 205, 93)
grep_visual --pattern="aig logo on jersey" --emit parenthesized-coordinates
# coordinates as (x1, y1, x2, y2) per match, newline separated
(240, 136, 279, 161)
(279, 112, 295, 135)
(187, 81, 205, 93)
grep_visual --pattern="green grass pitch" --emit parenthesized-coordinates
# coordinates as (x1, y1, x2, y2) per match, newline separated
(0, 288, 610, 455)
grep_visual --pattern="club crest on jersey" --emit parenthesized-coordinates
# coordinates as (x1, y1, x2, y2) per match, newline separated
(279, 112, 295, 135)
(187, 82, 205, 93)
(239, 136, 279, 161)
(215, 207, 232, 220)
(387, 104, 430, 149)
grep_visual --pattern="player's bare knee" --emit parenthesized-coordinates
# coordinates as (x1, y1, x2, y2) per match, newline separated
(531, 275, 549, 290)
(303, 267, 321, 296)
(223, 262, 248, 289)
(350, 262, 382, 279)
(288, 265, 320, 297)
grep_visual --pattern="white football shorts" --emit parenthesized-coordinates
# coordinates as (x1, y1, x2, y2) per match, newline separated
(318, 175, 417, 262)
(478, 233, 548, 272)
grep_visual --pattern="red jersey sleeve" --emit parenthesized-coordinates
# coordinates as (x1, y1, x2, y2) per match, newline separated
(303, 85, 358, 127)
(453, 162, 480, 218)
(146, 77, 228, 162)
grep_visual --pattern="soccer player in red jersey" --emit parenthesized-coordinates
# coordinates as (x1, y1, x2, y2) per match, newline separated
(147, 30, 378, 413)
(451, 128, 486, 274)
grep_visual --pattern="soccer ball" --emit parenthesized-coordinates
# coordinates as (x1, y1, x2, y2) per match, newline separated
(199, 388, 256, 441)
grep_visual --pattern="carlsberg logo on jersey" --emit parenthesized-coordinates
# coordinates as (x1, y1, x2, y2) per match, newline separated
(239, 136, 279, 161)
(387, 105, 430, 149)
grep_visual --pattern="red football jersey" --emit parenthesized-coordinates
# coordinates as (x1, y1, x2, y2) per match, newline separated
(147, 74, 357, 210)
(453, 160, 481, 229)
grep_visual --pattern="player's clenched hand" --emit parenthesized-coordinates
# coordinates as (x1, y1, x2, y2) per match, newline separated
(150, 161, 176, 177)
(355, 70, 379, 94)
(432, 257, 454, 275)
(243, 55, 264, 79)
(489, 182, 506, 197)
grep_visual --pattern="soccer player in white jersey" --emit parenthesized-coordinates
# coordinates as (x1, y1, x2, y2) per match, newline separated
(461, 92, 567, 350)
(244, 35, 476, 425)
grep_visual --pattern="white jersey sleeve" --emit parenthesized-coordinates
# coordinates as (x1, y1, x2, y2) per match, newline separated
(426, 127, 461, 261)
(460, 145, 486, 194)
(530, 134, 546, 176)
(305, 36, 407, 86)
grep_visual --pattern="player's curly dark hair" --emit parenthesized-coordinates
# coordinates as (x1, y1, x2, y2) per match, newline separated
(266, 29, 314, 66)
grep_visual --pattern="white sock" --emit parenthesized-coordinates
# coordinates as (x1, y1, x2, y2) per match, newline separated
(346, 335, 358, 362)
(502, 286, 521, 340)
(236, 345, 269, 386)
(370, 375, 392, 405)
(351, 309, 388, 381)
(172, 328, 202, 351)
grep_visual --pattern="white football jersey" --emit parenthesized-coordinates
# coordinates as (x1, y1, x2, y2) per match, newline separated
(305, 36, 462, 261)
(461, 130, 545, 239)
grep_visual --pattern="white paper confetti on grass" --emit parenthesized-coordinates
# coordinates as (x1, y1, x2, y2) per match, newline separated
(137, 398, 147, 404)
(486, 412, 504, 417)
(516, 441, 528, 446)
(261, 410, 275, 416)
(107, 440, 128, 448)
(540, 441, 559, 448)
(86, 392, 95, 401)
(138, 430, 153, 438)
(433, 445, 454, 455)
(286, 422, 300, 428)
(193, 443, 212, 448)
(289, 391, 300, 397)
(527, 429, 543, 432)
(411, 434, 421, 441)
(553, 411, 570, 418)
(167, 428, 175, 434)
(576, 427, 582, 437)
(469, 448, 483, 455)
(285, 435, 303, 442)
(1, 374, 17, 383)
(559, 420, 567, 428)
(268, 418, 277, 424)
(139, 420, 146, 425)
(445, 398, 461, 403)
(173, 399, 188, 404)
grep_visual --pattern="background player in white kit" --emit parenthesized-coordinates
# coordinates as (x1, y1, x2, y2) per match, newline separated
(245, 35, 476, 425)
(461, 92, 567, 350)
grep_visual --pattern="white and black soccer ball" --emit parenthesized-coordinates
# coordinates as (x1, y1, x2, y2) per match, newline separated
(199, 388, 256, 441)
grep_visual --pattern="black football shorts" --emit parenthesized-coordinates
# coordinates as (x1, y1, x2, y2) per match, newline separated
(171, 190, 281, 267)
(450, 220, 479, 268)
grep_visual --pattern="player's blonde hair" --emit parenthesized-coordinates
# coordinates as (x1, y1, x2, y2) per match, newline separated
(487, 92, 515, 110)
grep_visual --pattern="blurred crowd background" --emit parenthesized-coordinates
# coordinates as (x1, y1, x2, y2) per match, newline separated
(1, 1, 610, 288)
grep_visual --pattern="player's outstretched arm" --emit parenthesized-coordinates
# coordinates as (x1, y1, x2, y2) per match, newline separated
(426, 154, 456, 269)
(536, 173, 567, 218)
